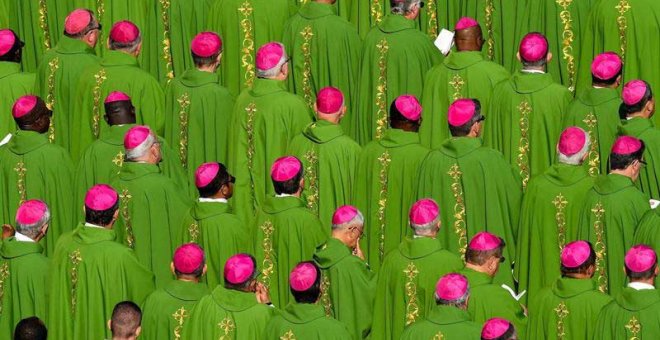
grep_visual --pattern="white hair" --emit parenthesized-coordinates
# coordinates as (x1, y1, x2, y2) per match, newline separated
(16, 207, 50, 239)
(435, 288, 470, 306)
(411, 216, 440, 235)
(558, 133, 591, 165)
(331, 210, 365, 230)
(256, 44, 288, 79)
(391, 0, 421, 15)
(125, 133, 156, 161)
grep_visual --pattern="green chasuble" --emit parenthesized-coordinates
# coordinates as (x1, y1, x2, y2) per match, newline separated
(634, 209, 660, 289)
(253, 196, 327, 308)
(264, 303, 352, 340)
(563, 87, 622, 176)
(0, 130, 74, 257)
(353, 129, 430, 272)
(164, 68, 235, 196)
(528, 277, 612, 340)
(313, 237, 376, 339)
(515, 163, 595, 305)
(228, 78, 311, 226)
(371, 237, 464, 340)
(594, 287, 660, 339)
(70, 50, 165, 162)
(0, 238, 49, 340)
(0, 62, 35, 140)
(282, 2, 362, 134)
(141, 279, 209, 340)
(484, 71, 572, 190)
(48, 225, 155, 340)
(293, 0, 352, 22)
(416, 137, 521, 287)
(180, 199, 251, 289)
(577, 174, 650, 296)
(111, 162, 190, 287)
(400, 305, 482, 340)
(352, 14, 441, 145)
(620, 117, 660, 199)
(419, 51, 510, 148)
(288, 120, 362, 227)
(184, 285, 274, 339)
(205, 0, 295, 96)
(35, 36, 99, 151)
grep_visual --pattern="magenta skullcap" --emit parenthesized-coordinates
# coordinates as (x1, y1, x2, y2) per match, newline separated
(289, 262, 318, 292)
(224, 253, 256, 284)
(625, 245, 657, 273)
(109, 20, 140, 43)
(611, 135, 642, 155)
(455, 17, 479, 31)
(469, 232, 502, 251)
(104, 91, 131, 104)
(191, 32, 222, 57)
(124, 125, 152, 150)
(561, 241, 592, 268)
(15, 200, 48, 225)
(256, 42, 285, 70)
(332, 205, 359, 225)
(591, 52, 622, 81)
(12, 95, 38, 118)
(519, 32, 548, 62)
(195, 162, 220, 188)
(395, 95, 422, 121)
(448, 99, 477, 127)
(0, 29, 16, 56)
(316, 87, 344, 114)
(64, 9, 92, 35)
(84, 184, 118, 211)
(436, 273, 469, 301)
(270, 156, 301, 182)
(558, 127, 587, 156)
(173, 243, 205, 274)
(409, 198, 439, 225)
(482, 318, 513, 339)
(622, 80, 648, 106)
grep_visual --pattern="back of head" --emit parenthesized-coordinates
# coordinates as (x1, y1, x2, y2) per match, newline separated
(15, 200, 50, 240)
(191, 32, 223, 68)
(255, 42, 287, 79)
(390, 0, 420, 15)
(195, 162, 234, 198)
(609, 136, 645, 171)
(625, 245, 658, 282)
(224, 253, 258, 291)
(104, 91, 135, 125)
(556, 127, 590, 166)
(108, 21, 141, 54)
(173, 243, 206, 279)
(619, 80, 653, 119)
(12, 96, 51, 133)
(290, 262, 322, 303)
(466, 232, 505, 266)
(518, 32, 549, 68)
(110, 301, 142, 339)
(0, 29, 24, 63)
(448, 98, 483, 137)
(84, 184, 119, 226)
(270, 156, 303, 195)
(389, 95, 422, 131)
(124, 125, 156, 162)
(454, 17, 483, 51)
(64, 9, 98, 40)
(591, 52, 622, 87)
(409, 198, 440, 236)
(481, 318, 517, 340)
(14, 317, 47, 340)
(560, 240, 596, 278)
(435, 273, 470, 308)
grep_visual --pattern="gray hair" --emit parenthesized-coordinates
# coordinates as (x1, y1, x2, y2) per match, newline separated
(558, 133, 591, 165)
(435, 288, 470, 307)
(16, 207, 50, 239)
(109, 35, 142, 54)
(331, 210, 365, 230)
(125, 133, 156, 161)
(411, 216, 440, 236)
(391, 0, 421, 15)
(256, 44, 288, 79)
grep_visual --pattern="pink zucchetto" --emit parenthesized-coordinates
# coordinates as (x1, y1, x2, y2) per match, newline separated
(332, 205, 359, 225)
(436, 273, 469, 301)
(519, 32, 548, 63)
(224, 253, 256, 284)
(561, 241, 592, 268)
(104, 91, 131, 104)
(256, 42, 285, 71)
(15, 200, 48, 225)
(455, 17, 479, 31)
(173, 243, 205, 274)
(448, 99, 477, 127)
(12, 96, 38, 118)
(124, 125, 152, 150)
(270, 156, 301, 182)
(191, 32, 222, 57)
(625, 245, 657, 273)
(290, 262, 318, 292)
(409, 199, 439, 225)
(591, 52, 622, 81)
(622, 80, 648, 106)
(611, 136, 642, 155)
(64, 9, 92, 35)
(558, 127, 587, 156)
(395, 95, 422, 121)
(195, 162, 220, 188)
(109, 20, 140, 43)
(482, 318, 513, 340)
(84, 184, 118, 211)
(469, 232, 502, 251)
(0, 29, 16, 56)
(316, 87, 344, 114)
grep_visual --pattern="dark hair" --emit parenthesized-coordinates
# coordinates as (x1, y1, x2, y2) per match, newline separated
(85, 201, 119, 226)
(198, 163, 235, 198)
(175, 264, 205, 278)
(520, 33, 548, 67)
(481, 324, 516, 340)
(619, 80, 653, 119)
(465, 240, 505, 266)
(449, 99, 483, 137)
(104, 100, 134, 117)
(224, 255, 258, 291)
(273, 168, 303, 195)
(13, 317, 47, 340)
(592, 71, 621, 87)
(561, 242, 597, 277)
(193, 52, 221, 68)
(389, 100, 420, 127)
(291, 262, 322, 304)
(609, 142, 645, 171)
(63, 10, 99, 39)
(111, 301, 142, 338)
(0, 30, 24, 63)
(109, 36, 142, 52)
(626, 261, 658, 281)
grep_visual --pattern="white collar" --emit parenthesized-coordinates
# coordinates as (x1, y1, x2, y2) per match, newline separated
(521, 69, 546, 74)
(84, 222, 105, 229)
(14, 232, 35, 243)
(628, 282, 655, 290)
(593, 85, 607, 89)
(275, 193, 296, 198)
(0, 133, 11, 147)
(198, 198, 228, 203)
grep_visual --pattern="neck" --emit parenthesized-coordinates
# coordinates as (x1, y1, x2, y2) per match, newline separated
(564, 272, 592, 280)
(197, 64, 217, 73)
(523, 65, 545, 72)
(610, 169, 633, 179)
(107, 117, 135, 126)
(627, 111, 647, 119)
(314, 0, 334, 3)
(465, 263, 491, 276)
(631, 278, 655, 286)
(177, 276, 200, 283)
(317, 114, 340, 125)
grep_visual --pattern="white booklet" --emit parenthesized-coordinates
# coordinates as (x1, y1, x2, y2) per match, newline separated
(434, 29, 455, 56)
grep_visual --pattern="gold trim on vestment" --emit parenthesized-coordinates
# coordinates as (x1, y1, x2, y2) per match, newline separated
(177, 93, 191, 168)
(377, 151, 391, 261)
(303, 149, 319, 214)
(426, 0, 438, 38)
(552, 193, 568, 250)
(583, 113, 600, 176)
(120, 189, 135, 248)
(188, 222, 200, 243)
(38, 0, 51, 50)
(260, 221, 275, 289)
(320, 271, 333, 317)
(591, 202, 607, 293)
(160, 0, 175, 81)
(280, 330, 297, 340)
(92, 69, 107, 138)
(448, 164, 468, 258)
(245, 103, 257, 205)
(172, 306, 188, 340)
(375, 39, 389, 140)
(69, 249, 82, 314)
(555, 301, 569, 339)
(46, 58, 59, 143)
(218, 317, 236, 340)
(449, 74, 465, 102)
(556, 0, 576, 91)
(14, 161, 27, 204)
(616, 0, 631, 64)
(301, 26, 315, 109)
(238, 1, 256, 88)
(112, 151, 125, 173)
(484, 0, 495, 60)
(404, 262, 420, 325)
(517, 101, 532, 190)
(0, 262, 9, 315)
(371, 0, 383, 25)
(626, 316, 641, 340)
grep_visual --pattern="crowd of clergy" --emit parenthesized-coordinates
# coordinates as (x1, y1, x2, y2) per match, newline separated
(2, 0, 660, 339)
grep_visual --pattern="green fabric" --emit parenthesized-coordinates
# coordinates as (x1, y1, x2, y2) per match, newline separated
(353, 129, 430, 271)
(184, 285, 274, 339)
(371, 236, 464, 340)
(417, 137, 521, 287)
(484, 71, 572, 187)
(35, 36, 100, 151)
(111, 162, 190, 287)
(0, 238, 49, 340)
(0, 130, 74, 257)
(594, 287, 660, 339)
(228, 78, 312, 226)
(288, 120, 362, 227)
(420, 51, 510, 148)
(253, 196, 327, 308)
(264, 303, 352, 340)
(620, 117, 660, 198)
(633, 209, 660, 289)
(293, 0, 352, 22)
(400, 305, 481, 340)
(577, 174, 650, 296)
(47, 224, 155, 340)
(515, 163, 595, 305)
(163, 68, 235, 196)
(352, 14, 441, 145)
(0, 62, 35, 140)
(141, 279, 209, 340)
(180, 200, 251, 288)
(528, 277, 612, 340)
(313, 237, 376, 339)
(70, 50, 165, 162)
(563, 87, 622, 176)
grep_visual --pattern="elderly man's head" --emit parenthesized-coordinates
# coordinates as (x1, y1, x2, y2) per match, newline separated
(331, 206, 365, 249)
(124, 125, 161, 164)
(256, 42, 289, 80)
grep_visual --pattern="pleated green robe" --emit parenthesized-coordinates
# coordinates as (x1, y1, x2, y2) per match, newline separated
(620, 117, 660, 199)
(0, 62, 35, 141)
(400, 305, 481, 340)
(293, 0, 352, 22)
(594, 287, 660, 339)
(264, 303, 352, 340)
(634, 209, 660, 289)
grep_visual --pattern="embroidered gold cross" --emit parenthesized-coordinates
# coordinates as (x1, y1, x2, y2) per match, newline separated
(555, 301, 569, 339)
(553, 193, 568, 249)
(172, 307, 188, 339)
(280, 330, 296, 340)
(238, 1, 253, 16)
(583, 113, 597, 128)
(188, 222, 200, 243)
(112, 151, 125, 168)
(448, 163, 463, 180)
(433, 331, 445, 340)
(377, 151, 391, 260)
(14, 161, 27, 204)
(449, 74, 465, 101)
(403, 262, 420, 325)
(626, 316, 640, 339)
(219, 317, 235, 339)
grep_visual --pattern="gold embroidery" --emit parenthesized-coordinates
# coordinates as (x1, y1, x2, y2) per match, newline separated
(592, 202, 607, 292)
(371, 0, 383, 24)
(260, 221, 275, 289)
(449, 74, 465, 101)
(299, 0, 309, 4)
(583, 113, 600, 176)
(448, 164, 468, 258)
(375, 39, 389, 140)
(555, 301, 569, 339)
(172, 307, 188, 340)
(303, 149, 319, 214)
(426, 0, 438, 38)
(96, 0, 105, 45)
(0, 262, 9, 314)
(112, 151, 125, 173)
(484, 0, 495, 60)
(160, 0, 175, 81)
(238, 1, 256, 88)
(14, 161, 27, 204)
(218, 317, 236, 340)
(38, 0, 51, 50)
(626, 316, 641, 340)
(517, 101, 532, 189)
(433, 331, 445, 340)
(320, 272, 333, 316)
(245, 103, 257, 207)
(556, 0, 576, 91)
(300, 26, 314, 109)
(377, 151, 391, 261)
(404, 262, 420, 325)
(552, 193, 568, 250)
(280, 330, 297, 340)
(615, 0, 631, 64)
(188, 222, 200, 242)
(177, 93, 191, 167)
(69, 250, 82, 314)
(92, 69, 107, 138)
(120, 189, 135, 248)
(46, 58, 59, 143)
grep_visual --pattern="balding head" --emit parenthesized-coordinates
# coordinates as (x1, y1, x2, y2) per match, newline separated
(455, 25, 483, 52)
(109, 301, 142, 340)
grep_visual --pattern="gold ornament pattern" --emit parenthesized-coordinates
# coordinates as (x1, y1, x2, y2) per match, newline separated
(38, 0, 51, 50)
(160, 0, 175, 81)
(0, 262, 9, 315)
(433, 332, 445, 340)
(377, 151, 391, 261)
(260, 221, 275, 289)
(517, 101, 532, 189)
(69, 250, 83, 314)
(112, 151, 125, 173)
(92, 69, 108, 138)
(484, 0, 495, 60)
(591, 202, 607, 292)
(238, 1, 256, 88)
(371, 0, 383, 25)
(556, 0, 576, 91)
(320, 272, 333, 317)
(583, 113, 600, 176)
(615, 0, 631, 64)
(172, 307, 188, 339)
(555, 301, 569, 339)
(96, 0, 105, 45)
(404, 262, 420, 325)
(120, 189, 135, 248)
(46, 58, 59, 143)
(448, 164, 468, 258)
(303, 149, 319, 214)
(14, 161, 27, 204)
(626, 316, 640, 340)
(300, 26, 315, 109)
(218, 317, 236, 340)
(375, 39, 389, 140)
(553, 193, 568, 250)
(188, 222, 200, 243)
(177, 93, 191, 167)
(426, 0, 438, 38)
(245, 103, 257, 207)
(280, 330, 297, 340)
(449, 74, 465, 101)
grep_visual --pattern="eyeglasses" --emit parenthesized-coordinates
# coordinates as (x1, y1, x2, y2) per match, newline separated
(499, 256, 505, 263)
(477, 115, 486, 122)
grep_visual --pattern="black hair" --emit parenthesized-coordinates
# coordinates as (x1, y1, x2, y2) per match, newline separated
(175, 263, 205, 278)
(15, 97, 52, 131)
(291, 262, 322, 304)
(465, 239, 505, 265)
(104, 100, 134, 117)
(224, 255, 258, 291)
(561, 242, 597, 277)
(85, 201, 119, 226)
(13, 317, 47, 340)
(193, 52, 221, 68)
(198, 163, 235, 198)
(619, 80, 653, 119)
(111, 301, 142, 338)
(449, 99, 483, 137)
(609, 141, 645, 171)
(63, 10, 98, 39)
(273, 168, 303, 195)
(0, 30, 24, 63)
(109, 36, 142, 52)
(592, 71, 621, 87)
(389, 100, 420, 127)
(626, 260, 658, 281)
(481, 324, 516, 340)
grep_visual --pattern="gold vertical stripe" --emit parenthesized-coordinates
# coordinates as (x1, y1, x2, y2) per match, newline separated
(245, 103, 257, 209)
(69, 250, 82, 314)
(160, 0, 175, 81)
(449, 74, 465, 101)
(615, 0, 631, 64)
(38, 0, 51, 50)
(591, 202, 607, 293)
(14, 161, 27, 204)
(177, 93, 191, 168)
(583, 112, 600, 176)
(484, 0, 495, 60)
(553, 193, 568, 250)
(625, 316, 641, 340)
(403, 262, 420, 325)
(188, 222, 200, 243)
(375, 39, 389, 140)
(218, 317, 236, 340)
(426, 0, 438, 38)
(260, 221, 275, 289)
(172, 307, 188, 340)
(320, 272, 333, 317)
(46, 58, 59, 143)
(377, 151, 391, 261)
(303, 149, 319, 214)
(371, 0, 383, 24)
(92, 69, 107, 138)
(448, 164, 468, 258)
(517, 101, 532, 190)
(238, 1, 256, 88)
(120, 189, 135, 248)
(556, 0, 576, 91)
(300, 26, 315, 109)
(0, 262, 9, 315)
(555, 301, 569, 339)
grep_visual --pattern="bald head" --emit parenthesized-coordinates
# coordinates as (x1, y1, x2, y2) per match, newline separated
(455, 26, 483, 52)
(110, 301, 142, 340)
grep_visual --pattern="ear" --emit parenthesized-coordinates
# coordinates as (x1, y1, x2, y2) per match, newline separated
(170, 262, 175, 275)
(313, 102, 319, 115)
(516, 52, 521, 62)
(135, 326, 142, 337)
(546, 51, 553, 63)
(107, 320, 112, 331)
(202, 264, 208, 276)
(112, 208, 120, 221)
